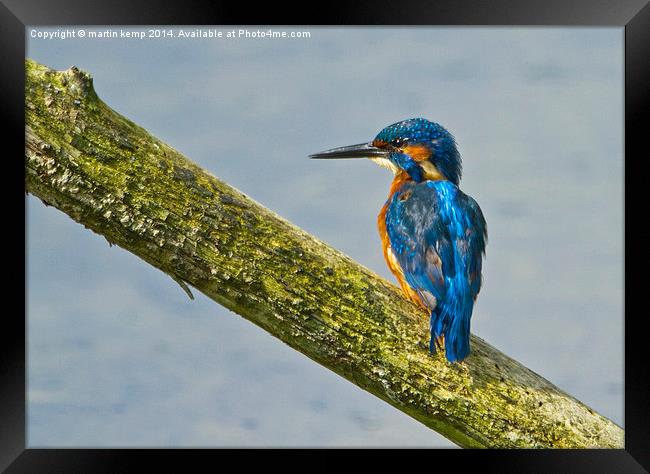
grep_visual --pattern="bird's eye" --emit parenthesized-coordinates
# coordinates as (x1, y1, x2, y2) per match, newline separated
(391, 138, 406, 148)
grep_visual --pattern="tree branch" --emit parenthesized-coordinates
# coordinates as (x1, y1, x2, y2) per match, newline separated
(24, 59, 623, 448)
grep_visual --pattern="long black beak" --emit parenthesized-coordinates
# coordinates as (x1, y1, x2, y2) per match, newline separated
(309, 142, 389, 160)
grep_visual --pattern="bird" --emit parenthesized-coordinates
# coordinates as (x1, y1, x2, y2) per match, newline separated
(310, 118, 487, 362)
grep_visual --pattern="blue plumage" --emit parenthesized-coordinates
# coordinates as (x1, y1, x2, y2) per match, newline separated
(311, 117, 487, 362)
(374, 118, 463, 186)
(385, 180, 486, 361)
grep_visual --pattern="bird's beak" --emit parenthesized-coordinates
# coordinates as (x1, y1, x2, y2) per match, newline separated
(309, 142, 389, 160)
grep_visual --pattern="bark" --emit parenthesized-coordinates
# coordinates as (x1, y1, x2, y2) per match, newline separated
(24, 59, 624, 448)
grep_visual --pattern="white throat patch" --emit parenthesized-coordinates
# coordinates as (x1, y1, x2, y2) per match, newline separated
(370, 157, 400, 174)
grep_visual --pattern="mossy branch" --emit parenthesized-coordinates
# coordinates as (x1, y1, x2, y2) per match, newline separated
(24, 59, 623, 449)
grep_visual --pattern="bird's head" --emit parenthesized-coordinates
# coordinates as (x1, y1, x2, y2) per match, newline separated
(310, 118, 462, 185)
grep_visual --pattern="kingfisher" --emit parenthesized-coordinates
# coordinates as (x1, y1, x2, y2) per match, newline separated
(310, 118, 487, 362)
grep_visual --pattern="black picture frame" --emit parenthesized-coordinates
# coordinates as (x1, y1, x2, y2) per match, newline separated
(3, 0, 648, 471)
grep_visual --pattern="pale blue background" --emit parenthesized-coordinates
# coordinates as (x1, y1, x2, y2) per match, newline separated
(27, 27, 623, 447)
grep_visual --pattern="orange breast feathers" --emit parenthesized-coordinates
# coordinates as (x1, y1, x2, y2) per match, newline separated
(377, 172, 428, 310)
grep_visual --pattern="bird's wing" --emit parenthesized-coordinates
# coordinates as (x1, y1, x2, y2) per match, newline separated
(460, 188, 488, 299)
(385, 180, 487, 311)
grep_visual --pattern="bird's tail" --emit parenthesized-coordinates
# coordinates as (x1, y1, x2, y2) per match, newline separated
(429, 291, 474, 362)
